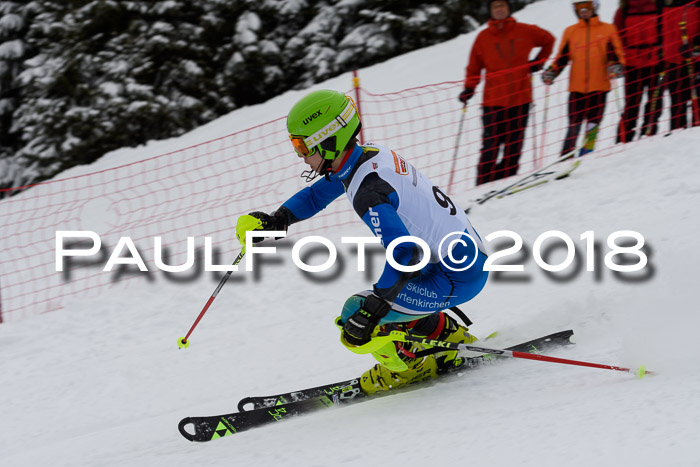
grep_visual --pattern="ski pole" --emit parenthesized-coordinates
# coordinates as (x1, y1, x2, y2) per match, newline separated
(646, 64, 666, 137)
(530, 77, 539, 170)
(538, 85, 550, 169)
(680, 14, 700, 127)
(177, 248, 245, 349)
(361, 330, 653, 377)
(611, 77, 624, 123)
(609, 76, 627, 143)
(447, 103, 468, 194)
(403, 333, 653, 377)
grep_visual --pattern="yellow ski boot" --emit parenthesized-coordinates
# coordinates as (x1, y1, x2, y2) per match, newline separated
(356, 312, 478, 394)
(358, 332, 439, 395)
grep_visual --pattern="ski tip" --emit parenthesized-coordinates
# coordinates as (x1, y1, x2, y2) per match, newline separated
(485, 331, 499, 340)
(177, 337, 190, 349)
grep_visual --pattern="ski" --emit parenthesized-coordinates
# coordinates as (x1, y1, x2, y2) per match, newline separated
(237, 329, 573, 411)
(237, 378, 362, 412)
(466, 147, 583, 213)
(496, 158, 581, 198)
(178, 330, 573, 442)
(178, 395, 353, 442)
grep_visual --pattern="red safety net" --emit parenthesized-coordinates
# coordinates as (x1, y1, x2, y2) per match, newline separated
(0, 1, 698, 322)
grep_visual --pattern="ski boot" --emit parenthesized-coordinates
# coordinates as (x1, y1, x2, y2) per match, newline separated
(408, 311, 478, 372)
(579, 122, 599, 156)
(357, 312, 478, 395)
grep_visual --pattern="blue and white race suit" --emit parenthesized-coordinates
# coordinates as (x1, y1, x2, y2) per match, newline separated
(279, 143, 489, 324)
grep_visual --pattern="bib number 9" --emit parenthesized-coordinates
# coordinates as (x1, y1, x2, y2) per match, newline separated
(432, 186, 456, 215)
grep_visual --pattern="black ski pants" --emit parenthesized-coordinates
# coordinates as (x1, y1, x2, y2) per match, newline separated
(664, 61, 700, 130)
(562, 91, 608, 156)
(618, 66, 663, 141)
(477, 103, 530, 186)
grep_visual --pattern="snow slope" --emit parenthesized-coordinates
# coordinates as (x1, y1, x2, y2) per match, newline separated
(2, 1, 700, 466)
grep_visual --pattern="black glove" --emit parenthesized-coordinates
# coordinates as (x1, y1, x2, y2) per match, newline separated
(542, 66, 556, 85)
(529, 60, 543, 73)
(342, 294, 392, 346)
(246, 210, 288, 243)
(458, 88, 474, 104)
(608, 62, 625, 79)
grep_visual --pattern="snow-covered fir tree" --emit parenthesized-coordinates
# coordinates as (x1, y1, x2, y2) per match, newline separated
(11, 0, 225, 185)
(1, 0, 536, 194)
(0, 1, 37, 195)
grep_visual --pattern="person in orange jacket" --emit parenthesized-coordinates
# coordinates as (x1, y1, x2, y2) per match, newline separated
(459, 0, 555, 185)
(543, 0, 626, 156)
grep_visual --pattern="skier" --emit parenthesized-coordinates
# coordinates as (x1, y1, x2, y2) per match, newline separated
(542, 0, 626, 156)
(236, 90, 489, 394)
(614, 0, 663, 140)
(460, 0, 555, 185)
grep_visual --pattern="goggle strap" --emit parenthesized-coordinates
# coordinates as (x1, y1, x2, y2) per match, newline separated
(303, 99, 357, 150)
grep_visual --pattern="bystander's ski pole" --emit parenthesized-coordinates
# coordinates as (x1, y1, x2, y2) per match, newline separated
(447, 103, 468, 194)
(538, 85, 550, 168)
(646, 64, 666, 136)
(177, 249, 246, 349)
(680, 13, 700, 126)
(364, 330, 653, 378)
(530, 78, 539, 169)
(611, 77, 626, 142)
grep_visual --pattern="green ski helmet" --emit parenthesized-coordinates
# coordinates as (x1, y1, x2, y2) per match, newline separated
(287, 90, 362, 165)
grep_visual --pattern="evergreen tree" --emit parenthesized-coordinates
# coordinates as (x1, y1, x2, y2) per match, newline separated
(0, 1, 37, 194)
(11, 1, 226, 180)
(1, 0, 538, 194)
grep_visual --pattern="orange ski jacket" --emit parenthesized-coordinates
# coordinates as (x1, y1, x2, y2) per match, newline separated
(464, 17, 555, 107)
(549, 17, 626, 93)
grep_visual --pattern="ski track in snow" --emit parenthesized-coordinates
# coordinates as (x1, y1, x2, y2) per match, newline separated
(2, 0, 700, 465)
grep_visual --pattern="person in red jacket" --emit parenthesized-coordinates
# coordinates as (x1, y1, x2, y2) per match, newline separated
(614, 0, 663, 141)
(660, 0, 700, 130)
(459, 0, 555, 186)
(543, 0, 626, 156)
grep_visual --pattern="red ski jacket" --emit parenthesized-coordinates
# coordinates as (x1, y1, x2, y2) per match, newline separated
(661, 2, 700, 65)
(614, 1, 662, 68)
(464, 17, 555, 107)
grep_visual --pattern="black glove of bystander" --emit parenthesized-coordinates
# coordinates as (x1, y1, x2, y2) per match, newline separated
(542, 67, 556, 85)
(608, 62, 625, 79)
(529, 60, 543, 73)
(342, 294, 392, 346)
(458, 88, 474, 104)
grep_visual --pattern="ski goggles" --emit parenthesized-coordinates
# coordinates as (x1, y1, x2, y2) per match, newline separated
(573, 1, 595, 13)
(289, 96, 358, 157)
